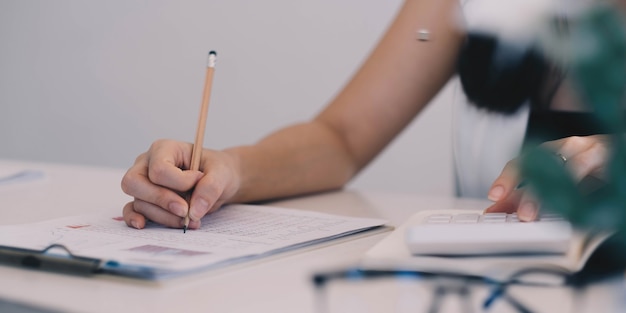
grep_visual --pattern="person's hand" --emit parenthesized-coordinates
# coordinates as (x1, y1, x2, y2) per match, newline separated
(121, 139, 241, 230)
(484, 135, 610, 221)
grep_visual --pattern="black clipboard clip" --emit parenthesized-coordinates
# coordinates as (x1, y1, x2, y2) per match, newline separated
(0, 244, 102, 276)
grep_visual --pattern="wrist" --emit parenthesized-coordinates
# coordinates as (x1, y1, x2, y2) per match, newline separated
(220, 146, 249, 203)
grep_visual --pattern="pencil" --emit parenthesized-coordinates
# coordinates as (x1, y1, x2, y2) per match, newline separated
(183, 50, 217, 233)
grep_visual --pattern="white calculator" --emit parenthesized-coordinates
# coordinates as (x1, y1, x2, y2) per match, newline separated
(405, 211, 573, 256)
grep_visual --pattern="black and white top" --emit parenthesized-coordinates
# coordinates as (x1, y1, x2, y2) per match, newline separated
(452, 0, 606, 198)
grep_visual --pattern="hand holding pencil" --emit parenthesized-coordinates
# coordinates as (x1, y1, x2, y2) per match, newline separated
(122, 51, 241, 231)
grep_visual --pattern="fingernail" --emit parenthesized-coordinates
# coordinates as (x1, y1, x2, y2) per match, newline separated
(189, 220, 201, 229)
(519, 202, 537, 221)
(169, 202, 187, 217)
(131, 220, 139, 229)
(488, 186, 504, 201)
(190, 198, 209, 220)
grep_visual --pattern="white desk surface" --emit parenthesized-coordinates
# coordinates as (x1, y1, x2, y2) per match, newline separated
(0, 159, 624, 313)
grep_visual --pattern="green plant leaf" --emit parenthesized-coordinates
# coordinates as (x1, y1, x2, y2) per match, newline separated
(520, 147, 586, 223)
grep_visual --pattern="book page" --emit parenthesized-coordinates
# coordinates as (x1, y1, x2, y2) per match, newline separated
(0, 204, 386, 279)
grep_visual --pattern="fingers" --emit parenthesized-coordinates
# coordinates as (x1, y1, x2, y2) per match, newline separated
(485, 158, 537, 221)
(517, 193, 539, 222)
(122, 163, 191, 218)
(121, 140, 204, 218)
(484, 189, 539, 221)
(121, 140, 241, 229)
(485, 135, 610, 223)
(188, 152, 239, 221)
(188, 174, 228, 221)
(541, 135, 609, 182)
(123, 200, 202, 230)
(147, 140, 203, 191)
(487, 159, 520, 202)
(123, 201, 146, 229)
(486, 152, 535, 220)
(484, 188, 523, 214)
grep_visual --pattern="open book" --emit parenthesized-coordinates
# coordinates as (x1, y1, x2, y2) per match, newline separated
(360, 209, 611, 282)
(0, 204, 386, 280)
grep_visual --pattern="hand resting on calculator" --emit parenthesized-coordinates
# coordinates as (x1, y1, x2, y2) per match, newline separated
(405, 212, 573, 256)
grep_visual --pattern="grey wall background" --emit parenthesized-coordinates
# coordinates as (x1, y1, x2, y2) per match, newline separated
(0, 0, 454, 196)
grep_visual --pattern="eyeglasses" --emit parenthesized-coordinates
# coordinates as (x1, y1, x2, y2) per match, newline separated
(312, 267, 582, 313)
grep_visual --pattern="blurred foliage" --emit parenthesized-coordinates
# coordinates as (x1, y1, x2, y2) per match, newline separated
(520, 5, 626, 240)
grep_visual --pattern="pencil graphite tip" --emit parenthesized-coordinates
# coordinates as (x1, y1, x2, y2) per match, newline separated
(183, 225, 187, 234)
(209, 50, 217, 56)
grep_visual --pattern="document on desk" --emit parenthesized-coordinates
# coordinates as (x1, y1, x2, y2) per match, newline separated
(0, 204, 386, 279)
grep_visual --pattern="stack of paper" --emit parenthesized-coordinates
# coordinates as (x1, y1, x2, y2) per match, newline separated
(0, 204, 387, 279)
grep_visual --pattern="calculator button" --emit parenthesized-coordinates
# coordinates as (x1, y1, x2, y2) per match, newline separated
(506, 215, 520, 223)
(540, 213, 562, 218)
(538, 213, 565, 222)
(539, 217, 565, 222)
(483, 213, 507, 217)
(481, 219, 506, 223)
(453, 214, 479, 223)
(480, 214, 506, 223)
(425, 214, 452, 224)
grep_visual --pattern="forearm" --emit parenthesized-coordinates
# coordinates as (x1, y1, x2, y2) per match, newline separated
(317, 0, 464, 168)
(224, 121, 358, 203)
(224, 0, 465, 203)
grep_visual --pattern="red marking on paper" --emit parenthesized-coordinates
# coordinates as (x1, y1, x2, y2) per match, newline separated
(66, 224, 90, 229)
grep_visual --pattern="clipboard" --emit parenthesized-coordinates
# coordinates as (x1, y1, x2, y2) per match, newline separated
(0, 244, 102, 276)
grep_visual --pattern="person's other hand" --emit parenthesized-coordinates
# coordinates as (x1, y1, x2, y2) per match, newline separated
(484, 135, 610, 221)
(121, 139, 241, 229)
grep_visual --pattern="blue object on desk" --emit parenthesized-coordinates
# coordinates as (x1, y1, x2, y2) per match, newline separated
(0, 169, 45, 185)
